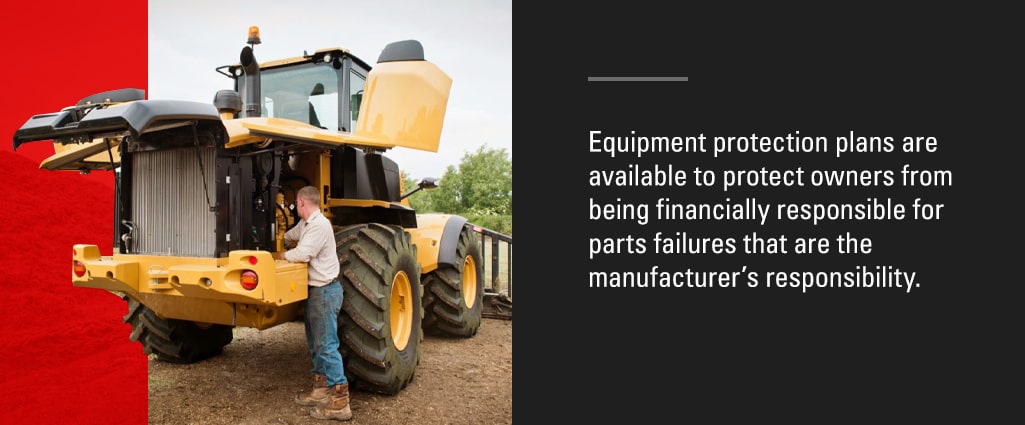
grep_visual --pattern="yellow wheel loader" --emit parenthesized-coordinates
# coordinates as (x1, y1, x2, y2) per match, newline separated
(12, 27, 485, 395)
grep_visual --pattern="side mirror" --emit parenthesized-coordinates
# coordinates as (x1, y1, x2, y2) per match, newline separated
(400, 177, 438, 200)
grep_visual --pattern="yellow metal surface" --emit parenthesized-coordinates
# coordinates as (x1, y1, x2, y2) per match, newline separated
(222, 118, 272, 148)
(226, 117, 368, 149)
(326, 198, 394, 209)
(126, 290, 304, 330)
(72, 245, 310, 329)
(319, 151, 332, 217)
(390, 270, 413, 351)
(275, 192, 295, 252)
(462, 254, 478, 308)
(222, 57, 450, 155)
(35, 102, 133, 171)
(406, 214, 451, 274)
(224, 116, 397, 150)
(355, 60, 452, 153)
(40, 138, 122, 171)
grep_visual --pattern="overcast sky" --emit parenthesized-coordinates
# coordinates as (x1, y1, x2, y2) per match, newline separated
(148, 0, 511, 180)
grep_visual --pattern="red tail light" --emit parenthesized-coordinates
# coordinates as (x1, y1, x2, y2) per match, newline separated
(241, 270, 259, 290)
(73, 261, 86, 277)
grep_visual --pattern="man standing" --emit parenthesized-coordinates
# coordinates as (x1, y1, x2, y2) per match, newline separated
(277, 186, 352, 421)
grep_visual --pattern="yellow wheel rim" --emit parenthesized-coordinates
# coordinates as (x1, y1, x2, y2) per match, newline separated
(462, 255, 477, 308)
(390, 271, 413, 351)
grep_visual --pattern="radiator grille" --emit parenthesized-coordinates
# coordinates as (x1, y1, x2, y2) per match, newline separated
(131, 147, 217, 256)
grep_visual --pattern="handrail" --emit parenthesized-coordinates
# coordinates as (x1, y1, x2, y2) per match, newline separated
(470, 224, 512, 299)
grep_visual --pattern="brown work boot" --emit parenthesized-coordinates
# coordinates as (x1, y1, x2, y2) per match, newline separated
(295, 374, 330, 406)
(310, 383, 352, 421)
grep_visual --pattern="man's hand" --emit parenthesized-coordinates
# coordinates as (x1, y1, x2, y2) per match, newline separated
(272, 251, 286, 261)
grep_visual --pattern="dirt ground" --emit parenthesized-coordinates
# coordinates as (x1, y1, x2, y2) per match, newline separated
(148, 318, 512, 424)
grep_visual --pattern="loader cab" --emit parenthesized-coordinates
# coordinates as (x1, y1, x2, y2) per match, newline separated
(219, 48, 370, 133)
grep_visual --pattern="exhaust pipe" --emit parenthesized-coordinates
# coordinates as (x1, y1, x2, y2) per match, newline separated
(239, 45, 261, 117)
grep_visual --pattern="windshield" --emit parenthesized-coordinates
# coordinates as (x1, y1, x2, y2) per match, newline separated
(260, 64, 340, 130)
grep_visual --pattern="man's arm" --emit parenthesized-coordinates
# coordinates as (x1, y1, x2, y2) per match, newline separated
(283, 220, 302, 246)
(274, 221, 303, 260)
(284, 221, 332, 263)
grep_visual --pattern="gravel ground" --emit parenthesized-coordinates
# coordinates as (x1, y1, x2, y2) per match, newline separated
(148, 318, 512, 424)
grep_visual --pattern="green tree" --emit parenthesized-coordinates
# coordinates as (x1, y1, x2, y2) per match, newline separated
(402, 172, 438, 213)
(405, 145, 512, 234)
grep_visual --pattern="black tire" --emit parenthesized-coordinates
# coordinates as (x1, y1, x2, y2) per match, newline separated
(336, 223, 423, 395)
(122, 295, 234, 364)
(422, 224, 484, 337)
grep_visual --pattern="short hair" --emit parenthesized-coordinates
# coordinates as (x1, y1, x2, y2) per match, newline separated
(296, 186, 320, 205)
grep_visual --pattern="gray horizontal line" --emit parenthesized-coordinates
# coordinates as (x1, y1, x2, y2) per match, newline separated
(588, 76, 689, 82)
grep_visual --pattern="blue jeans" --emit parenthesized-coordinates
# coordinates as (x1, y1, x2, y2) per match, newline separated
(304, 280, 347, 386)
